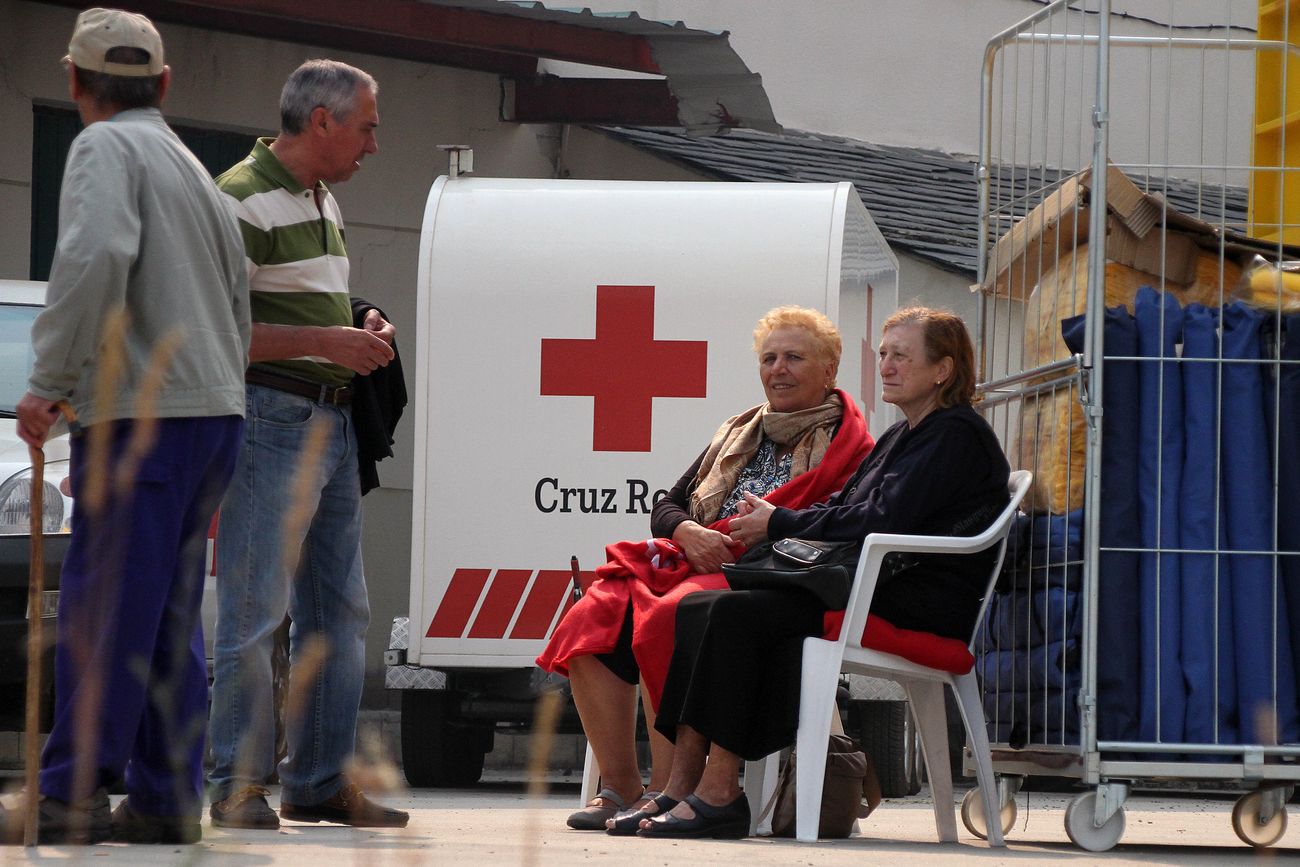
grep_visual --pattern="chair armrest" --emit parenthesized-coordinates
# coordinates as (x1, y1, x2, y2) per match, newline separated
(837, 534, 999, 653)
(859, 529, 1004, 558)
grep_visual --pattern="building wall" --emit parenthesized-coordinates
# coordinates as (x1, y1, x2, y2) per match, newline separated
(575, 0, 1258, 166)
(0, 0, 563, 702)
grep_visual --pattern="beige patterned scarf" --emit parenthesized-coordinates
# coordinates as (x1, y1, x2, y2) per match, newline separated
(688, 392, 844, 524)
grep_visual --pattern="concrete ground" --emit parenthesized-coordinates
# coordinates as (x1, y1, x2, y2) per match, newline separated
(0, 776, 1292, 865)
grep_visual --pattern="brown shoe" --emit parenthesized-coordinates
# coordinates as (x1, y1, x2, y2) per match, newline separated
(280, 783, 409, 828)
(210, 785, 280, 829)
(110, 798, 201, 844)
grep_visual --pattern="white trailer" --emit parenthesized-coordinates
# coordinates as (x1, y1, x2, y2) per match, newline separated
(386, 174, 919, 789)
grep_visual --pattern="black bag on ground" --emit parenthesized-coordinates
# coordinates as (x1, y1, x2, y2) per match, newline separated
(764, 733, 883, 838)
(722, 537, 859, 609)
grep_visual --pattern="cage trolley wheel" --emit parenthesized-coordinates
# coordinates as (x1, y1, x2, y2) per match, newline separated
(960, 787, 1016, 840)
(1231, 789, 1288, 848)
(1064, 790, 1126, 852)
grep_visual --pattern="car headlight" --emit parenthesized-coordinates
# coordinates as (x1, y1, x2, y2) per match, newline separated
(0, 461, 70, 535)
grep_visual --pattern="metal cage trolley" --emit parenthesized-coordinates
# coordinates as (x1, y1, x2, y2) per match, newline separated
(970, 0, 1300, 852)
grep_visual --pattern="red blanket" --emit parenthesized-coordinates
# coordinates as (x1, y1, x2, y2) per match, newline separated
(536, 390, 874, 709)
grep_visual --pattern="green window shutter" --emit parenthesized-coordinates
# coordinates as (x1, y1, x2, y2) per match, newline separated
(29, 104, 259, 279)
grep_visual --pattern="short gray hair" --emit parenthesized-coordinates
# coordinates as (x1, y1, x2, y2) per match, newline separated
(279, 59, 377, 135)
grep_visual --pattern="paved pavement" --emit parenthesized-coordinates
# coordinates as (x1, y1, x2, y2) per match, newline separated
(0, 777, 1293, 864)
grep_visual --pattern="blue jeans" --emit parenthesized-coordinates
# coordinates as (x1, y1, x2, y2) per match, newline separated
(40, 416, 242, 818)
(207, 385, 369, 805)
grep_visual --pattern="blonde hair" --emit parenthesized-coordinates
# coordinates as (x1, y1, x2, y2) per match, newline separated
(882, 306, 978, 408)
(752, 306, 842, 386)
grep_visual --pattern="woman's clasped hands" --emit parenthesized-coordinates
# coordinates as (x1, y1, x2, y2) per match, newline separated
(727, 492, 775, 549)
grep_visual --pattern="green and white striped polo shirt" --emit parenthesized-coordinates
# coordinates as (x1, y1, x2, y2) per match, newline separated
(217, 137, 352, 387)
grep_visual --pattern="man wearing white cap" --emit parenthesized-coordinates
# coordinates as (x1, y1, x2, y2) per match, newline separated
(0, 7, 249, 845)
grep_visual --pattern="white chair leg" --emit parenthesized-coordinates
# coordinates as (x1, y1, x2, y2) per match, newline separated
(953, 672, 1005, 847)
(793, 638, 842, 842)
(579, 741, 600, 807)
(904, 679, 957, 843)
(744, 753, 780, 836)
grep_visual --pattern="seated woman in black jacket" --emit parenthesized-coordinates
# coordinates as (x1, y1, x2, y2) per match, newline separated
(639, 306, 1011, 839)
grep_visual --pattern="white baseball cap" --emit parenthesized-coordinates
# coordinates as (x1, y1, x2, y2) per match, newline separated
(65, 7, 164, 77)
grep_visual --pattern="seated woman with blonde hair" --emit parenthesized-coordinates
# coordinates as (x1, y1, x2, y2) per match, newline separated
(536, 306, 874, 833)
(639, 306, 1011, 839)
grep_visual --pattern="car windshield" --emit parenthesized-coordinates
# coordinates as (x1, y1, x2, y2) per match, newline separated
(0, 304, 40, 415)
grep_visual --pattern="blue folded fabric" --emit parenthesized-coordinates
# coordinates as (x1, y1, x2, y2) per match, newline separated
(1179, 304, 1239, 745)
(1278, 315, 1300, 725)
(1064, 305, 1142, 744)
(977, 586, 1080, 651)
(1221, 303, 1300, 744)
(1006, 511, 1084, 563)
(983, 686, 1080, 746)
(1135, 286, 1187, 744)
(1029, 510, 1084, 559)
(978, 640, 1079, 693)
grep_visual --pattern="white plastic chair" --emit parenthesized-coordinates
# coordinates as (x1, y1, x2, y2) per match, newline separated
(775, 469, 1032, 843)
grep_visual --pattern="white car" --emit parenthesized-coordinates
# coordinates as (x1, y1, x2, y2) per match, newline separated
(0, 279, 74, 730)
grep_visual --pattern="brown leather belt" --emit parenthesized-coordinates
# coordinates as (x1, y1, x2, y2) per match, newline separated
(246, 368, 353, 407)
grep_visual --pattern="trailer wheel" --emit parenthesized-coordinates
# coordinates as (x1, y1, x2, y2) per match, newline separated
(400, 690, 490, 787)
(854, 700, 922, 797)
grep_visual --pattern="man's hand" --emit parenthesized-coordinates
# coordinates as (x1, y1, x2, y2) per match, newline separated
(362, 308, 396, 345)
(671, 520, 736, 574)
(16, 392, 60, 449)
(727, 492, 776, 548)
(325, 326, 395, 375)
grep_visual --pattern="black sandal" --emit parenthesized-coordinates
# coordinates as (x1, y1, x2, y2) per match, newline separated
(636, 793, 750, 839)
(605, 792, 679, 836)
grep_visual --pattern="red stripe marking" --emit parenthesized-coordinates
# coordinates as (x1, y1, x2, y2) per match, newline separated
(426, 569, 491, 638)
(509, 570, 573, 639)
(468, 570, 532, 638)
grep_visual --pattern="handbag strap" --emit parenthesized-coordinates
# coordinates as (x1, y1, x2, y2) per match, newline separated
(754, 752, 790, 827)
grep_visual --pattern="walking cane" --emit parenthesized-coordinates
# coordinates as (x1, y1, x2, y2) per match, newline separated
(23, 402, 77, 847)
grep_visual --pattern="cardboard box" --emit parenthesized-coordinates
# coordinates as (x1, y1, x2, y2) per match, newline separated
(983, 164, 1201, 299)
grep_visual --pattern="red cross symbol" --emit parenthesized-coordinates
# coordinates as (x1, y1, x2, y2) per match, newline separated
(540, 285, 708, 452)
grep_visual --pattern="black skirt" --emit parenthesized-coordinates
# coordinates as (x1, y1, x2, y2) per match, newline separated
(653, 587, 828, 761)
(652, 574, 981, 762)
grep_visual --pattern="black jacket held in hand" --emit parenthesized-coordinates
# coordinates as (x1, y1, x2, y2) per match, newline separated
(350, 298, 408, 495)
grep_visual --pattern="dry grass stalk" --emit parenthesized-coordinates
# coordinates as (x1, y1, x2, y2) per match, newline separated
(64, 320, 194, 839)
(113, 327, 184, 497)
(281, 633, 328, 757)
(228, 419, 330, 791)
(520, 690, 563, 867)
(343, 724, 403, 797)
(65, 312, 130, 838)
(279, 420, 329, 577)
(80, 311, 127, 515)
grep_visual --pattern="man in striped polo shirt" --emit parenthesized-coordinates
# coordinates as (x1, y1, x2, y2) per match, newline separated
(207, 59, 407, 830)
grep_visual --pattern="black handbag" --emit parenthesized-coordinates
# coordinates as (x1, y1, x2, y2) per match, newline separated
(722, 537, 859, 610)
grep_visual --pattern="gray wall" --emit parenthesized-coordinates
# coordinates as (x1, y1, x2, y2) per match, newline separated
(0, 0, 564, 701)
